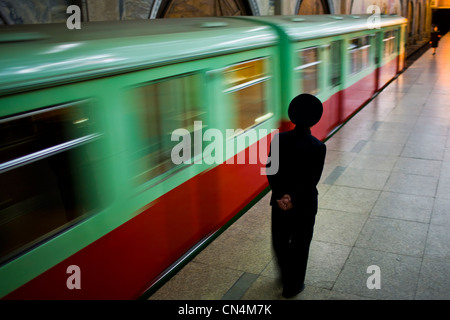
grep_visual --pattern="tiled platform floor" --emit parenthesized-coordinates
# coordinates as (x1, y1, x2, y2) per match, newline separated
(150, 35, 450, 300)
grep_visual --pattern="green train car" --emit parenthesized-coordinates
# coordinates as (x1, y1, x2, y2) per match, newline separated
(0, 14, 406, 299)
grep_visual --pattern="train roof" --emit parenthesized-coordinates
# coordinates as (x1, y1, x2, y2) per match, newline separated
(0, 15, 407, 95)
(0, 17, 278, 95)
(243, 14, 407, 41)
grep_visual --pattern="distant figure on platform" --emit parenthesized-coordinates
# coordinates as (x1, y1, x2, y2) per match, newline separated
(266, 94, 326, 299)
(430, 25, 441, 55)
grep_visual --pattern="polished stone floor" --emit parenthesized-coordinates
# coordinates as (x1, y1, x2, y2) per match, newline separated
(150, 35, 450, 300)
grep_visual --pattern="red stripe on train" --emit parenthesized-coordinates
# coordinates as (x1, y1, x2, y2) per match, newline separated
(4, 135, 272, 299)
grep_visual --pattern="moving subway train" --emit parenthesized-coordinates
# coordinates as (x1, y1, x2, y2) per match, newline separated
(0, 14, 406, 299)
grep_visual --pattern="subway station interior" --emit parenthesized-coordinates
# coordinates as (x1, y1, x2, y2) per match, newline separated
(1, 0, 450, 303)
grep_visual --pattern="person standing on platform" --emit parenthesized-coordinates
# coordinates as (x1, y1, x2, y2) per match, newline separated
(430, 25, 441, 55)
(266, 94, 326, 299)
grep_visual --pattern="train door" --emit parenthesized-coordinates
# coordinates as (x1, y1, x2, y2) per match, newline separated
(373, 32, 382, 92)
(329, 39, 344, 130)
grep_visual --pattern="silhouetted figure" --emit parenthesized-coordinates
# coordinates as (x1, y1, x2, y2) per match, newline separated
(266, 94, 326, 299)
(430, 25, 441, 55)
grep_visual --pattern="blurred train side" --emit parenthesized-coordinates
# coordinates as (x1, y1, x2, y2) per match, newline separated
(0, 15, 406, 299)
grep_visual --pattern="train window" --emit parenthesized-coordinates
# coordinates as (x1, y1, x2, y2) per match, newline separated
(348, 36, 370, 74)
(224, 58, 271, 131)
(131, 73, 205, 185)
(296, 47, 321, 95)
(383, 30, 397, 58)
(329, 41, 342, 87)
(0, 101, 103, 264)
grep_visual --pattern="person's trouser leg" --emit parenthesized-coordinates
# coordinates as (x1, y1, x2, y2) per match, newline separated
(272, 205, 317, 294)
(286, 211, 316, 291)
(271, 206, 291, 287)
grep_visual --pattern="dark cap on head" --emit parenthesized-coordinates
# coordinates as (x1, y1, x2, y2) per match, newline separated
(288, 93, 323, 127)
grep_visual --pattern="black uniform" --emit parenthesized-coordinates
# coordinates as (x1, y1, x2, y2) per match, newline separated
(430, 30, 440, 48)
(266, 94, 326, 298)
